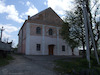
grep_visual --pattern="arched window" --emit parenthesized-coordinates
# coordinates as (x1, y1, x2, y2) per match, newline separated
(36, 27, 41, 34)
(49, 28, 53, 35)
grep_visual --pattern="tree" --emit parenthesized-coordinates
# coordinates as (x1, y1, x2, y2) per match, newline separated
(61, 0, 100, 57)
(60, 21, 80, 55)
(93, 3, 100, 50)
(61, 5, 86, 56)
(83, 0, 100, 54)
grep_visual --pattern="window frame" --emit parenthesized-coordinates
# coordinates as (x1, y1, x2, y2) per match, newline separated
(62, 45, 65, 51)
(36, 27, 41, 34)
(49, 28, 53, 35)
(36, 44, 41, 51)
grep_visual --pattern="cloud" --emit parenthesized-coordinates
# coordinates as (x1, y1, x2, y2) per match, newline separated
(44, 0, 100, 22)
(2, 32, 11, 38)
(0, 24, 18, 33)
(20, 1, 38, 18)
(25, 1, 38, 16)
(25, 6, 38, 16)
(26, 1, 31, 6)
(0, 24, 19, 42)
(44, 1, 47, 5)
(44, 0, 74, 16)
(0, 0, 24, 23)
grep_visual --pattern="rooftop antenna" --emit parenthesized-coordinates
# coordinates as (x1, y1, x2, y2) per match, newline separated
(0, 26, 5, 41)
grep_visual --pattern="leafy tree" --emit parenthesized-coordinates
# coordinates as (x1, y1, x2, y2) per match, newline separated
(61, 0, 100, 57)
(61, 5, 85, 56)
(83, 0, 100, 53)
(60, 22, 80, 55)
(92, 3, 100, 50)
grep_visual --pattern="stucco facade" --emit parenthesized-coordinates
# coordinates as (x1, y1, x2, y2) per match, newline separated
(18, 7, 79, 55)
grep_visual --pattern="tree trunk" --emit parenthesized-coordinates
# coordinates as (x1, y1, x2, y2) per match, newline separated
(82, 39, 86, 57)
(72, 48, 74, 55)
(81, 27, 86, 57)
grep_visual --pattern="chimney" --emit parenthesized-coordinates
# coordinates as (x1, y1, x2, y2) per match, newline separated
(28, 15, 30, 20)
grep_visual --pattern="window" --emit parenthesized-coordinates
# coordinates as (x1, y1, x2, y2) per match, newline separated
(36, 27, 41, 34)
(49, 28, 53, 35)
(36, 44, 41, 51)
(62, 45, 65, 51)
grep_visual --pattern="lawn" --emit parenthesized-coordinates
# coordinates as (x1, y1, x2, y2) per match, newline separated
(54, 56, 100, 75)
(0, 54, 14, 67)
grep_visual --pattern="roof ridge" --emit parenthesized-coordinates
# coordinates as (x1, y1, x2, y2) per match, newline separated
(30, 7, 52, 19)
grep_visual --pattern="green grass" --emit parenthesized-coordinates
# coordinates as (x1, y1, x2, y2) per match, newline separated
(54, 57, 100, 75)
(0, 54, 14, 67)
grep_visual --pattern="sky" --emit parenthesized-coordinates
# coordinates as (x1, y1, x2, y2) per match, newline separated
(0, 0, 100, 47)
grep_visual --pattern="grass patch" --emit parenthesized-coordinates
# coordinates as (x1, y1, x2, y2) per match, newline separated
(0, 54, 14, 67)
(54, 57, 100, 75)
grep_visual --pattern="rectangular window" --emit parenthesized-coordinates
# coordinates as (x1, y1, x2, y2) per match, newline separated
(62, 45, 65, 51)
(36, 44, 41, 51)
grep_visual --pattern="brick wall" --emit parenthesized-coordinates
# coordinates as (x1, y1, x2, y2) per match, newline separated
(30, 23, 58, 38)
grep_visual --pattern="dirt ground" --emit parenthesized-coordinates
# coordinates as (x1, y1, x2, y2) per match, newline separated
(0, 55, 57, 75)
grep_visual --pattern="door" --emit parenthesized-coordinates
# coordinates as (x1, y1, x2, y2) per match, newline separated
(48, 45, 54, 55)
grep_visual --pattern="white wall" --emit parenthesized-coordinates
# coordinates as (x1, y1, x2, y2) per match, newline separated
(25, 23, 30, 55)
(30, 36, 43, 55)
(73, 48, 79, 55)
(25, 23, 78, 55)
(29, 35, 72, 55)
(58, 39, 72, 55)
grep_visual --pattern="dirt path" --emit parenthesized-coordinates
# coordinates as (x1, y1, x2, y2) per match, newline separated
(0, 55, 56, 75)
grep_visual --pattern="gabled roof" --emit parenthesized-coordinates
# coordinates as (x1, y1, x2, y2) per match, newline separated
(27, 7, 63, 26)
(18, 7, 63, 35)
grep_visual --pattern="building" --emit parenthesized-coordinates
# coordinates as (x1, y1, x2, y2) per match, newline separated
(18, 7, 79, 55)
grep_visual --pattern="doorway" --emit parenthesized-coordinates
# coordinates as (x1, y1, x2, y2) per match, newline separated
(48, 45, 54, 55)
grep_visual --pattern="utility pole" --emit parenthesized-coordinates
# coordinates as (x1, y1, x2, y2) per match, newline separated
(82, 0, 100, 68)
(0, 26, 5, 41)
(82, 0, 91, 68)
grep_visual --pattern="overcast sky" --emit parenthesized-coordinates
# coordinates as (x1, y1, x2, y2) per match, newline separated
(0, 0, 100, 47)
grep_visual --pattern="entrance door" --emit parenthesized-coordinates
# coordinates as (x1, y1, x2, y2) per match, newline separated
(48, 45, 54, 55)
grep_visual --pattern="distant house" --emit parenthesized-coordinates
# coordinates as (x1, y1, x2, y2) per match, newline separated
(18, 7, 79, 55)
(0, 40, 12, 57)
